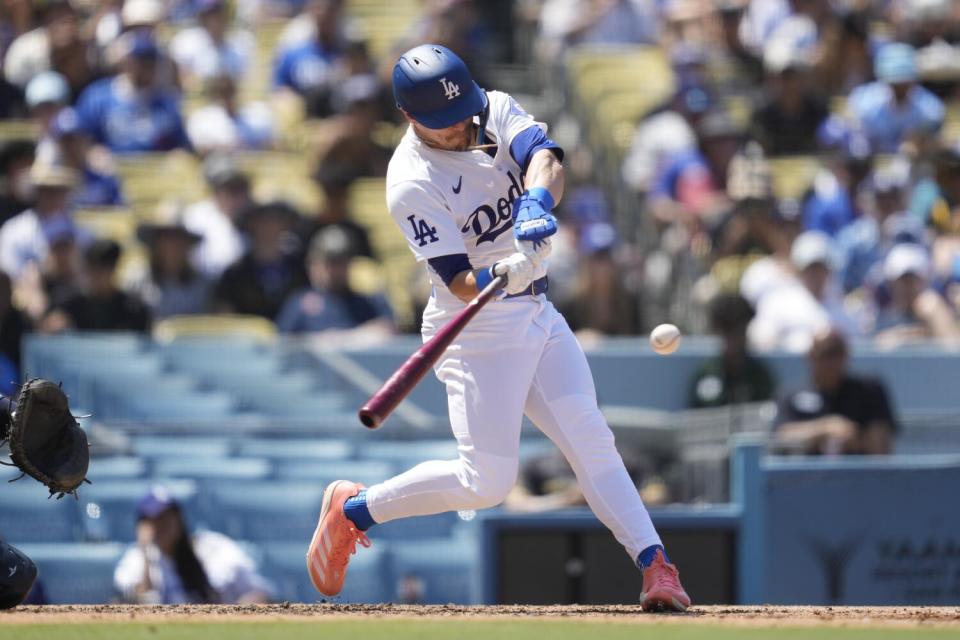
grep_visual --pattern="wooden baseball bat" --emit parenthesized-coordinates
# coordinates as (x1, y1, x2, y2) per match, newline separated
(358, 275, 506, 429)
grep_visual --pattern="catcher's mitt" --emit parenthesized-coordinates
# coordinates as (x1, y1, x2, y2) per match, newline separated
(1, 379, 89, 499)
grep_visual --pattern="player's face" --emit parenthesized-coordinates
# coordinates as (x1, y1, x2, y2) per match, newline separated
(410, 116, 474, 151)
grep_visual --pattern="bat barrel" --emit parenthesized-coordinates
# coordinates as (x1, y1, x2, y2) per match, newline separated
(358, 407, 381, 429)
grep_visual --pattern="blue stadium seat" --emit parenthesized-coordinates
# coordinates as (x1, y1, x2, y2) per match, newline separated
(0, 482, 80, 542)
(264, 541, 389, 603)
(79, 479, 199, 542)
(123, 391, 237, 421)
(368, 511, 461, 542)
(15, 543, 124, 604)
(358, 440, 460, 468)
(87, 456, 147, 481)
(152, 457, 272, 481)
(132, 436, 233, 460)
(206, 482, 325, 541)
(274, 460, 395, 486)
(236, 438, 353, 461)
(388, 538, 478, 604)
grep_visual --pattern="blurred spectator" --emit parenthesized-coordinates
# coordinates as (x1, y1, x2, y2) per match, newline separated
(0, 162, 78, 281)
(748, 230, 858, 352)
(802, 140, 870, 237)
(275, 0, 364, 50)
(128, 204, 212, 320)
(76, 32, 191, 154)
(309, 169, 376, 261)
(276, 226, 393, 335)
(239, 0, 311, 23)
(0, 140, 35, 226)
(272, 0, 350, 118)
(648, 110, 741, 229)
(872, 243, 960, 348)
(48, 239, 151, 332)
(846, 42, 945, 154)
(187, 72, 275, 155)
(169, 0, 255, 91)
(689, 293, 775, 408)
(115, 487, 272, 604)
(558, 223, 642, 336)
(0, 271, 30, 380)
(911, 142, 960, 235)
(45, 107, 125, 208)
(751, 46, 828, 156)
(184, 154, 252, 278)
(772, 328, 896, 455)
(312, 72, 391, 171)
(538, 0, 659, 61)
(213, 200, 308, 319)
(622, 83, 712, 194)
(85, 0, 124, 54)
(24, 71, 69, 139)
(3, 0, 100, 99)
(836, 161, 918, 293)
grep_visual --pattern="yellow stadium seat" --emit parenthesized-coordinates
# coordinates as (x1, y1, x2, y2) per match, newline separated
(769, 156, 820, 201)
(153, 314, 278, 343)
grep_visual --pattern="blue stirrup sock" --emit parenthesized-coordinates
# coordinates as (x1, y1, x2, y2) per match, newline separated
(343, 489, 376, 531)
(636, 544, 669, 571)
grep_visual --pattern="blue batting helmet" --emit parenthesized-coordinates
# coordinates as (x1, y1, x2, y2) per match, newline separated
(392, 44, 488, 130)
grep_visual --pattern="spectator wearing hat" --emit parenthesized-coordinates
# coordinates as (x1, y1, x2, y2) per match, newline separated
(183, 155, 253, 278)
(622, 83, 713, 194)
(186, 71, 275, 155)
(748, 230, 859, 352)
(48, 238, 150, 332)
(558, 221, 642, 337)
(276, 226, 393, 336)
(689, 292, 775, 409)
(114, 487, 273, 604)
(213, 200, 308, 319)
(271, 0, 350, 118)
(128, 204, 211, 320)
(750, 43, 828, 156)
(846, 42, 945, 153)
(24, 71, 70, 139)
(75, 32, 191, 154)
(44, 107, 125, 208)
(872, 243, 960, 348)
(0, 162, 81, 281)
(3, 1, 100, 98)
(0, 141, 36, 226)
(170, 0, 255, 91)
(835, 161, 919, 293)
(773, 328, 897, 456)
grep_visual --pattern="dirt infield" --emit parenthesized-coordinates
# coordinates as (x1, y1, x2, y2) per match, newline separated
(3, 604, 960, 629)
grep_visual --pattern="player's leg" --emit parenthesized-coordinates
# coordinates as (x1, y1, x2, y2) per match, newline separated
(308, 312, 545, 596)
(522, 306, 690, 611)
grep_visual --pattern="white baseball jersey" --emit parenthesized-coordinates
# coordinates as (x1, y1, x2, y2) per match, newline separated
(386, 90, 548, 314)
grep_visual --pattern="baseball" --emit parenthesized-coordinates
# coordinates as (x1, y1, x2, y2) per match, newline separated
(650, 323, 682, 355)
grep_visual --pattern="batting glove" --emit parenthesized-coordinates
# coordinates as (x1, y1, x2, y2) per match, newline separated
(493, 252, 538, 295)
(513, 187, 558, 243)
(514, 235, 552, 264)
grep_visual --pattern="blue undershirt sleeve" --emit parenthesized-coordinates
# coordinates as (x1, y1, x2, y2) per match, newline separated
(509, 126, 564, 173)
(427, 253, 473, 287)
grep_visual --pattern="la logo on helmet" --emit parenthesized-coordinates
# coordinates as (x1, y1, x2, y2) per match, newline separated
(439, 77, 460, 100)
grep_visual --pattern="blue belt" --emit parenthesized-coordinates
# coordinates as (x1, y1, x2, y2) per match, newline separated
(504, 276, 549, 299)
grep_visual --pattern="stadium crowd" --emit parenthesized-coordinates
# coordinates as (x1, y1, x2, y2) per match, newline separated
(1, 0, 960, 385)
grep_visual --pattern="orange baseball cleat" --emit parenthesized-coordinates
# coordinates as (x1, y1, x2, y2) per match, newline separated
(306, 480, 371, 596)
(639, 549, 691, 612)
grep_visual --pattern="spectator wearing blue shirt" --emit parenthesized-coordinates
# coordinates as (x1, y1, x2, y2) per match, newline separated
(846, 42, 945, 154)
(272, 0, 348, 118)
(76, 33, 191, 155)
(802, 138, 871, 238)
(276, 226, 393, 336)
(47, 107, 125, 208)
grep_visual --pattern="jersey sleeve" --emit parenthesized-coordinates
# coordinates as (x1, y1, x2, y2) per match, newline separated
(487, 91, 552, 154)
(387, 180, 467, 261)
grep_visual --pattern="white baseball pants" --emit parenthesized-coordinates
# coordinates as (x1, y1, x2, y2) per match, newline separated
(364, 296, 661, 561)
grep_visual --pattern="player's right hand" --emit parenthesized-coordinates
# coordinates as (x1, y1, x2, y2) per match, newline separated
(494, 252, 538, 295)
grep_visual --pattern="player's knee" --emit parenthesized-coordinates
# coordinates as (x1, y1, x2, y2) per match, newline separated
(458, 454, 518, 509)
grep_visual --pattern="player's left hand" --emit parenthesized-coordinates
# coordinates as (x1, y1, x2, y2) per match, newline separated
(513, 189, 558, 243)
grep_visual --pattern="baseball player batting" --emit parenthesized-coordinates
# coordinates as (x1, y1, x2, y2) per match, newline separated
(307, 44, 690, 612)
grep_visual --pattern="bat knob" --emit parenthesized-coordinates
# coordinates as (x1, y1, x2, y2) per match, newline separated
(358, 407, 381, 429)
